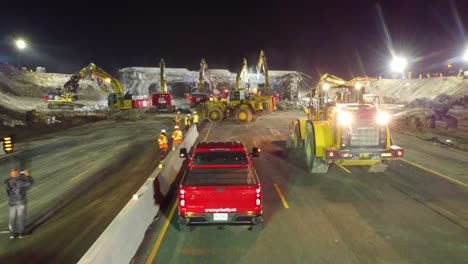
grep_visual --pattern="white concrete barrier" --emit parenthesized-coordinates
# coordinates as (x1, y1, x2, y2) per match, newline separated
(78, 126, 199, 264)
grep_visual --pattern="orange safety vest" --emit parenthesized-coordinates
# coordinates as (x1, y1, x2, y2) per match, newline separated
(158, 134, 168, 149)
(172, 130, 183, 144)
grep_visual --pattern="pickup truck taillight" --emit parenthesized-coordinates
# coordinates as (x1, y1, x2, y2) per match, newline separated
(256, 187, 262, 206)
(179, 188, 186, 208)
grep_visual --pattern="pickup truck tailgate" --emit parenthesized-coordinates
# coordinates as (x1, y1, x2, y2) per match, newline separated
(179, 168, 261, 214)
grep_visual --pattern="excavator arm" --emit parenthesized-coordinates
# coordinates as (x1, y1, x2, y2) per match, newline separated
(256, 50, 270, 92)
(197, 58, 207, 93)
(63, 63, 125, 95)
(160, 59, 167, 93)
(235, 58, 249, 90)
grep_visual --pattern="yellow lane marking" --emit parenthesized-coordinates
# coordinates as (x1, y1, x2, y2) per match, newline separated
(203, 124, 213, 141)
(70, 166, 96, 181)
(273, 183, 290, 209)
(336, 164, 351, 174)
(401, 159, 468, 189)
(146, 200, 178, 264)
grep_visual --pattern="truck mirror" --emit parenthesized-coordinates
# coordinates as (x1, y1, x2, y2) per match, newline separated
(251, 147, 260, 157)
(179, 148, 188, 158)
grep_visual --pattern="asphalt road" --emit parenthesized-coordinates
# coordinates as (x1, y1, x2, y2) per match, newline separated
(136, 110, 468, 264)
(0, 113, 176, 263)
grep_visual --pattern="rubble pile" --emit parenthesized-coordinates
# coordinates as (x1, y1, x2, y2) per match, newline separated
(120, 67, 311, 100)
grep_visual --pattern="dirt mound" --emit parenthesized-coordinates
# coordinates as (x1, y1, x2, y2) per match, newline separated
(0, 70, 103, 100)
(367, 77, 467, 104)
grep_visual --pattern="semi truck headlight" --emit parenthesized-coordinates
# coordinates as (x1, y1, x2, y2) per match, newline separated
(376, 111, 391, 125)
(338, 112, 353, 126)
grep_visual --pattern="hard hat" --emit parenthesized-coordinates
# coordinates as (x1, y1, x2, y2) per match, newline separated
(161, 129, 166, 133)
(193, 111, 197, 114)
(188, 114, 191, 116)
(177, 111, 180, 114)
(174, 125, 179, 129)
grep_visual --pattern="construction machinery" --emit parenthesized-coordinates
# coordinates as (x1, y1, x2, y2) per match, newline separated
(288, 73, 403, 173)
(47, 63, 151, 111)
(201, 58, 258, 123)
(151, 59, 175, 112)
(189, 58, 209, 107)
(252, 50, 275, 111)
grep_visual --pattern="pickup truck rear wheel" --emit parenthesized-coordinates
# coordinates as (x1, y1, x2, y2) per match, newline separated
(251, 223, 262, 232)
(178, 223, 191, 232)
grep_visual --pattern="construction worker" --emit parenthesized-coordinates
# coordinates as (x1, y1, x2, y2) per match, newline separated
(184, 114, 191, 131)
(172, 125, 183, 150)
(158, 129, 168, 159)
(175, 111, 182, 128)
(192, 111, 199, 129)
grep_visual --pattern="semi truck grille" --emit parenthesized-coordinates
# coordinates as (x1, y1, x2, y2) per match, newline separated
(350, 125, 379, 147)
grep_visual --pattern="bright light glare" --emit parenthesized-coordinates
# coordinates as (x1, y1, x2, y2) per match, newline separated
(355, 82, 363, 89)
(390, 57, 407, 72)
(16, 39, 26, 50)
(322, 83, 330, 90)
(338, 111, 353, 126)
(464, 49, 468, 62)
(376, 111, 391, 125)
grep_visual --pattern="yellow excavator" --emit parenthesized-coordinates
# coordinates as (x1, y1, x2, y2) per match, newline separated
(188, 58, 209, 107)
(47, 63, 139, 110)
(252, 50, 274, 111)
(288, 73, 403, 173)
(151, 59, 175, 112)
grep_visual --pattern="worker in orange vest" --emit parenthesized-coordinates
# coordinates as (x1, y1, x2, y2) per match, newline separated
(172, 125, 183, 150)
(175, 111, 182, 128)
(158, 129, 168, 159)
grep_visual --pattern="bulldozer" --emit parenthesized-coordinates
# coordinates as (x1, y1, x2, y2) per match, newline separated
(288, 74, 403, 173)
(202, 58, 260, 123)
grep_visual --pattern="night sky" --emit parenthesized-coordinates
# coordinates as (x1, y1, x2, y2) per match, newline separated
(1, 0, 467, 81)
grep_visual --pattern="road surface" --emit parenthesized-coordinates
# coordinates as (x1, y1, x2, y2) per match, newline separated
(0, 113, 175, 263)
(136, 110, 468, 264)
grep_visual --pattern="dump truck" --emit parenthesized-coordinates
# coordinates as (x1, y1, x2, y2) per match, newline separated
(288, 74, 403, 173)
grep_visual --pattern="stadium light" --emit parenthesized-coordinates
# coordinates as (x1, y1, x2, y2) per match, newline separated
(16, 39, 26, 50)
(390, 56, 407, 72)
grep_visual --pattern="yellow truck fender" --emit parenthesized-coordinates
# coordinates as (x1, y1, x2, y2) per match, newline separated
(304, 120, 333, 158)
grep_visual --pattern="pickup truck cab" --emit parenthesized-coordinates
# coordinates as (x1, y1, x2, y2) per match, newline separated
(178, 141, 262, 231)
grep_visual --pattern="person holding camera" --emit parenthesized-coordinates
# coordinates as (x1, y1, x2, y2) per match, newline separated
(4, 169, 34, 239)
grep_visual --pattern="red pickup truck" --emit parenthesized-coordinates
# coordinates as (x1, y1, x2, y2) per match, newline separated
(178, 141, 263, 231)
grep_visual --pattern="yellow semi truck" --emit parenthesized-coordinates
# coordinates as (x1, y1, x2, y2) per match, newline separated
(288, 74, 403, 173)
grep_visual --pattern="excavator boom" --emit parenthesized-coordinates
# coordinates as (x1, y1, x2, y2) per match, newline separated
(197, 58, 207, 93)
(256, 50, 270, 91)
(160, 59, 167, 93)
(235, 58, 249, 90)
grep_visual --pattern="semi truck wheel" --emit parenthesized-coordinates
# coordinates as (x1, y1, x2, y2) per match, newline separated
(305, 131, 329, 173)
(294, 125, 302, 150)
